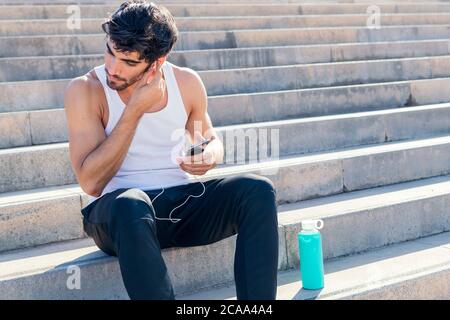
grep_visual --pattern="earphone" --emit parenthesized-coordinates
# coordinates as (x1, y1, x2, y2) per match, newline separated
(149, 141, 211, 223)
(150, 174, 206, 223)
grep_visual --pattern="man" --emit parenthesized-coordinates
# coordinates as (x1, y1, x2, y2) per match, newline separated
(64, 0, 278, 300)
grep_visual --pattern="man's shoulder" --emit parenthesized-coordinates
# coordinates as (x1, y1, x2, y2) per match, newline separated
(171, 63, 206, 100)
(64, 69, 103, 100)
(64, 69, 105, 118)
(170, 64, 206, 115)
(171, 63, 202, 85)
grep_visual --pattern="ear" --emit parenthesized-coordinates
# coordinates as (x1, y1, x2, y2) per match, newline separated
(160, 55, 168, 64)
(155, 55, 168, 69)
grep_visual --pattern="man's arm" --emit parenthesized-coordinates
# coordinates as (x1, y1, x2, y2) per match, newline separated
(180, 69, 224, 174)
(64, 76, 141, 197)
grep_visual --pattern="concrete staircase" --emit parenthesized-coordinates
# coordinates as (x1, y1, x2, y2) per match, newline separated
(1, 0, 450, 299)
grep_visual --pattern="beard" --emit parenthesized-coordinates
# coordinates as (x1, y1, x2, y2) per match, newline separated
(105, 64, 151, 91)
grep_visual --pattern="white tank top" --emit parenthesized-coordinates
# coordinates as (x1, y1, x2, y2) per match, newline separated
(86, 61, 193, 205)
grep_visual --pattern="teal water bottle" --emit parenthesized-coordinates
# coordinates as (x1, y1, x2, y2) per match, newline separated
(298, 219, 325, 290)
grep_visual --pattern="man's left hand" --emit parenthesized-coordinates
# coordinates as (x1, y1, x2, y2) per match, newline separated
(176, 133, 218, 176)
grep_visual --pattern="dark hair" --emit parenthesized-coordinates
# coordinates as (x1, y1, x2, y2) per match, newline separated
(102, 0, 178, 65)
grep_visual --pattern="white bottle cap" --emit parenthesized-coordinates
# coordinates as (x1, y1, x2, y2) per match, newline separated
(301, 219, 324, 231)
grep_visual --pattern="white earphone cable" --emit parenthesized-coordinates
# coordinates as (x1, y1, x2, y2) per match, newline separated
(150, 174, 206, 223)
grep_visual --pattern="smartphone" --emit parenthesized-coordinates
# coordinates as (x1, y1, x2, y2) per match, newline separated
(183, 137, 214, 157)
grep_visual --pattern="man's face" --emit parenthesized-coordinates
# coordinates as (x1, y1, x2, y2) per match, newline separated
(104, 38, 153, 91)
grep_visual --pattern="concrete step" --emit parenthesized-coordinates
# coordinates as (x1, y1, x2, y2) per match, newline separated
(1, 184, 449, 299)
(179, 231, 450, 300)
(0, 184, 86, 254)
(5, 0, 441, 3)
(2, 133, 450, 209)
(0, 0, 320, 4)
(2, 75, 449, 120)
(3, 24, 450, 58)
(2, 149, 450, 256)
(2, 55, 449, 110)
(0, 104, 450, 192)
(2, 94, 450, 151)
(5, 14, 450, 37)
(3, 3, 450, 20)
(0, 85, 442, 148)
(4, 0, 450, 2)
(3, 39, 450, 82)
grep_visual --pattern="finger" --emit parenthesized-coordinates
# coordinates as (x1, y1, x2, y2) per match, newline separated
(182, 164, 211, 171)
(180, 165, 205, 176)
(191, 153, 205, 163)
(137, 66, 154, 86)
(148, 67, 163, 85)
(192, 172, 207, 176)
(137, 63, 158, 87)
(190, 149, 214, 163)
(180, 160, 209, 168)
(185, 168, 207, 176)
(177, 155, 202, 165)
(202, 151, 214, 165)
(193, 131, 205, 144)
(181, 164, 213, 172)
(179, 153, 202, 164)
(188, 156, 212, 166)
(181, 153, 215, 166)
(180, 161, 210, 170)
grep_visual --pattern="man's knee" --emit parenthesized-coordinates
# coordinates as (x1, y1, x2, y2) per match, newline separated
(235, 173, 276, 196)
(109, 188, 156, 233)
(230, 174, 278, 227)
(233, 174, 277, 215)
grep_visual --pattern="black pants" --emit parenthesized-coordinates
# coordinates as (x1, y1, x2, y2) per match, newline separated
(81, 173, 279, 300)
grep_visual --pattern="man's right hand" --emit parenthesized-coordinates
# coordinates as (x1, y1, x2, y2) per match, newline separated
(126, 63, 165, 118)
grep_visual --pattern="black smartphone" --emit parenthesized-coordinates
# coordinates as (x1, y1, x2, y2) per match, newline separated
(184, 137, 214, 157)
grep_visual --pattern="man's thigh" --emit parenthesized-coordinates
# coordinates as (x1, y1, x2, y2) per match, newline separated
(81, 189, 130, 256)
(165, 173, 275, 248)
(81, 187, 172, 254)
